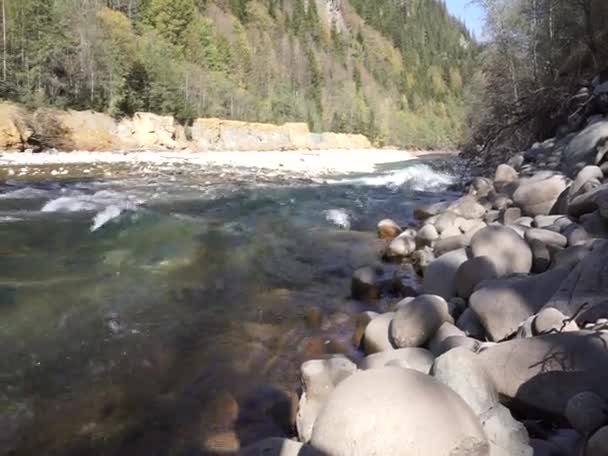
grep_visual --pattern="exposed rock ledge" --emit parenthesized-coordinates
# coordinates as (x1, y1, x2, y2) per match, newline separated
(0, 102, 371, 152)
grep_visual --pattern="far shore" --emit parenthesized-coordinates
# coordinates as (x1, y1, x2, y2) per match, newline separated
(0, 149, 459, 178)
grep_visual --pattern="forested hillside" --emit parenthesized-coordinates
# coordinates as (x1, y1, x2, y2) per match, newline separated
(0, 0, 477, 148)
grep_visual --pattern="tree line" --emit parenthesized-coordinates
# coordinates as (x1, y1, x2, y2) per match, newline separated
(0, 0, 477, 149)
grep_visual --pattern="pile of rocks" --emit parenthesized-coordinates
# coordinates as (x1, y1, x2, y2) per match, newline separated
(241, 119, 608, 455)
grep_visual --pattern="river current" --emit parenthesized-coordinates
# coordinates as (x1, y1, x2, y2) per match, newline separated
(0, 152, 460, 455)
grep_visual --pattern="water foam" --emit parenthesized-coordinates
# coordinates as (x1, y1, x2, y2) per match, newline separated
(324, 208, 352, 230)
(328, 164, 455, 192)
(41, 190, 141, 232)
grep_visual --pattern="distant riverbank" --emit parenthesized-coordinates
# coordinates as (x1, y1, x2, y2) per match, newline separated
(0, 102, 376, 153)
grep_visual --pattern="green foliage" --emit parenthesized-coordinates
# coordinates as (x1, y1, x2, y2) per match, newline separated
(0, 0, 478, 148)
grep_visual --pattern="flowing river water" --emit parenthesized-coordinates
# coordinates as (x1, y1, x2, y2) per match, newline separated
(0, 151, 461, 455)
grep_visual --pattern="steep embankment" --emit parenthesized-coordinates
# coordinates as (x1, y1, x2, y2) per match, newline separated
(0, 102, 371, 152)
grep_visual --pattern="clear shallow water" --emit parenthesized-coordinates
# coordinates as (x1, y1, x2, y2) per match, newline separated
(0, 155, 461, 455)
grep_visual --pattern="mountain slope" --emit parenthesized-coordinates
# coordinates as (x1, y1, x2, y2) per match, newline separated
(0, 0, 477, 148)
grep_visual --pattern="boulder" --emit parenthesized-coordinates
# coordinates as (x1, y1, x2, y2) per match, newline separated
(434, 211, 460, 234)
(456, 256, 499, 299)
(533, 307, 579, 335)
(580, 210, 608, 237)
(362, 313, 395, 354)
(529, 239, 551, 273)
(448, 196, 487, 220)
(448, 297, 468, 320)
(389, 294, 451, 348)
(428, 322, 466, 356)
(359, 347, 434, 374)
(309, 368, 490, 456)
(133, 112, 178, 149)
(432, 348, 498, 416)
(457, 308, 487, 340)
(351, 266, 381, 301)
(296, 356, 357, 442)
(433, 235, 470, 257)
(438, 335, 482, 356)
(386, 235, 416, 259)
(377, 219, 402, 240)
(492, 195, 513, 211)
(469, 267, 573, 341)
(587, 426, 608, 456)
(484, 210, 501, 224)
(513, 172, 569, 216)
(481, 406, 533, 456)
(562, 120, 608, 177)
(470, 226, 533, 276)
(508, 154, 525, 170)
(570, 165, 604, 199)
(423, 249, 469, 299)
(544, 240, 608, 320)
(568, 184, 608, 217)
(414, 201, 450, 221)
(412, 247, 435, 275)
(502, 207, 522, 225)
(416, 224, 439, 247)
(459, 219, 487, 236)
(533, 215, 573, 230)
(563, 223, 591, 246)
(432, 349, 532, 456)
(469, 177, 494, 198)
(477, 331, 608, 419)
(495, 164, 519, 184)
(525, 228, 568, 248)
(551, 243, 592, 269)
(565, 392, 608, 436)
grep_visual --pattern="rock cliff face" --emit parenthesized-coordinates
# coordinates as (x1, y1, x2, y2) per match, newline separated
(0, 102, 372, 152)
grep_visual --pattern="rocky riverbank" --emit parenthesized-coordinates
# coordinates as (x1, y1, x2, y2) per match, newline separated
(0, 102, 371, 153)
(239, 116, 608, 453)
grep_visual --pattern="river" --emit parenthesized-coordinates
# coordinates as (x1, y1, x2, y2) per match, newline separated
(0, 150, 461, 455)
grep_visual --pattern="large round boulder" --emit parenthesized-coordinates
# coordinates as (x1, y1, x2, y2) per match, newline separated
(565, 391, 608, 436)
(456, 256, 499, 299)
(423, 248, 469, 299)
(362, 312, 395, 354)
(469, 267, 572, 341)
(513, 172, 569, 216)
(470, 225, 533, 276)
(389, 294, 452, 348)
(309, 368, 490, 456)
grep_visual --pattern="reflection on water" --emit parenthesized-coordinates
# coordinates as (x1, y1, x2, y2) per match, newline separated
(0, 157, 460, 455)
